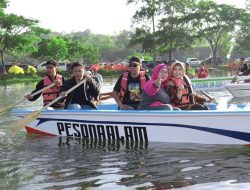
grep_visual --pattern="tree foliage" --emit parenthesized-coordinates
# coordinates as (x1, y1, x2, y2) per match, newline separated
(128, 0, 197, 61)
(128, 0, 250, 64)
(186, 0, 246, 65)
(0, 11, 47, 72)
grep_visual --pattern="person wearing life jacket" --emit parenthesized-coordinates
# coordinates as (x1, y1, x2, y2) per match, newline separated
(196, 63, 209, 78)
(113, 56, 150, 110)
(167, 61, 211, 110)
(25, 60, 65, 109)
(138, 64, 173, 110)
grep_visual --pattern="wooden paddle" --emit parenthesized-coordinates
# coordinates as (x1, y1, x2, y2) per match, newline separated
(231, 64, 243, 83)
(0, 83, 56, 115)
(99, 92, 113, 100)
(10, 79, 86, 133)
(231, 73, 240, 83)
(200, 90, 218, 104)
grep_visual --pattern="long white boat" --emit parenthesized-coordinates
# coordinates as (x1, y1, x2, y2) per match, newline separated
(191, 75, 250, 90)
(224, 82, 250, 97)
(12, 104, 250, 145)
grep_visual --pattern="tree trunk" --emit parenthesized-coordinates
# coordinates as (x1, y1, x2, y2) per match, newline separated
(212, 48, 217, 67)
(0, 50, 6, 74)
(168, 37, 173, 62)
(152, 15, 157, 66)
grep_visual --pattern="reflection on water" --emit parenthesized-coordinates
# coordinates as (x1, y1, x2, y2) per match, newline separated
(1, 135, 250, 189)
(1, 81, 250, 189)
(58, 137, 148, 151)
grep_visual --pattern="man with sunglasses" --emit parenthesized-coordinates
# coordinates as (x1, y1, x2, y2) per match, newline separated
(113, 56, 150, 110)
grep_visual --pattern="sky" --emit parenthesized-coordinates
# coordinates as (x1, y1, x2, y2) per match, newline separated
(5, 0, 246, 35)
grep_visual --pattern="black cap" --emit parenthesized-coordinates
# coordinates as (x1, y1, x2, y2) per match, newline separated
(129, 56, 141, 65)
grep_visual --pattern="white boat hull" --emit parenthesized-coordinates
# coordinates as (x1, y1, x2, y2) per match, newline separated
(12, 107, 250, 145)
(225, 83, 250, 97)
(191, 76, 250, 90)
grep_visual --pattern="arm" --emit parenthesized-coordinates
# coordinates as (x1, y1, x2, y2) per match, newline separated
(25, 80, 44, 101)
(143, 80, 160, 96)
(112, 89, 126, 109)
(112, 76, 125, 108)
(205, 68, 209, 76)
(194, 93, 207, 105)
(167, 81, 182, 105)
(86, 78, 100, 99)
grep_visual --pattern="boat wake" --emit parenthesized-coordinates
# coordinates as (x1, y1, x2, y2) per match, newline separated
(216, 98, 250, 111)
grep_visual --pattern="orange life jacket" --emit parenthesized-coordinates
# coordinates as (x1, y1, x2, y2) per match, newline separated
(42, 74, 63, 107)
(120, 71, 146, 100)
(170, 75, 194, 108)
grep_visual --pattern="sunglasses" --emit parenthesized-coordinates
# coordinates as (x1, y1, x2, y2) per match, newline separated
(129, 63, 139, 67)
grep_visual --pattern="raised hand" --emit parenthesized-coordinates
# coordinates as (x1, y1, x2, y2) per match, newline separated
(24, 94, 33, 100)
(154, 76, 162, 88)
(55, 79, 62, 86)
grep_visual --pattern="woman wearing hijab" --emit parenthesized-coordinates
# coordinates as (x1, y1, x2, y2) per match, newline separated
(167, 62, 211, 110)
(138, 64, 173, 110)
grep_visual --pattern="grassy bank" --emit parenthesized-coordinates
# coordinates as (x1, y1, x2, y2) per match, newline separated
(0, 64, 228, 85)
(0, 74, 42, 85)
(0, 70, 124, 85)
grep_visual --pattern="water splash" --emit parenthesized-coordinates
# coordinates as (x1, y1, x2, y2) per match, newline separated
(216, 98, 229, 111)
(216, 97, 250, 111)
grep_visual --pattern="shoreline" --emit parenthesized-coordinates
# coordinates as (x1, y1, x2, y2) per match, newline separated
(0, 70, 123, 85)
(0, 65, 230, 86)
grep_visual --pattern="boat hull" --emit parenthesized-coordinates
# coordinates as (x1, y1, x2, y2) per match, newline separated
(191, 76, 250, 90)
(225, 83, 250, 97)
(12, 109, 250, 145)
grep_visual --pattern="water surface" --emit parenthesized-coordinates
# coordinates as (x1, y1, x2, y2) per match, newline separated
(1, 80, 250, 189)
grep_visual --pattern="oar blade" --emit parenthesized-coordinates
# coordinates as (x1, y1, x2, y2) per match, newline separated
(11, 110, 41, 133)
(0, 103, 16, 115)
(0, 106, 11, 115)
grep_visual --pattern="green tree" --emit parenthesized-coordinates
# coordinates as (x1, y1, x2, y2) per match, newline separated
(188, 0, 246, 65)
(234, 8, 250, 56)
(127, 0, 162, 63)
(0, 0, 7, 10)
(81, 44, 99, 64)
(47, 36, 69, 61)
(0, 11, 46, 72)
(130, 27, 154, 54)
(128, 0, 197, 62)
(31, 36, 68, 61)
(156, 0, 196, 61)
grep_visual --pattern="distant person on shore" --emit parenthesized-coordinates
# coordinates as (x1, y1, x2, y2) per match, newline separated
(113, 56, 150, 110)
(167, 62, 211, 110)
(60, 62, 99, 110)
(185, 63, 196, 79)
(25, 60, 65, 109)
(196, 63, 209, 78)
(230, 58, 246, 76)
(138, 64, 173, 110)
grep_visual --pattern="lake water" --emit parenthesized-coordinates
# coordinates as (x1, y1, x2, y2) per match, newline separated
(1, 79, 250, 190)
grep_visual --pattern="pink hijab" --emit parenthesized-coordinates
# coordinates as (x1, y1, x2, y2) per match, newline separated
(151, 64, 168, 86)
(143, 64, 168, 96)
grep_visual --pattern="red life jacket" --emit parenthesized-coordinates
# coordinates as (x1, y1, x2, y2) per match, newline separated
(42, 74, 63, 107)
(197, 68, 209, 78)
(120, 71, 146, 100)
(170, 75, 194, 108)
